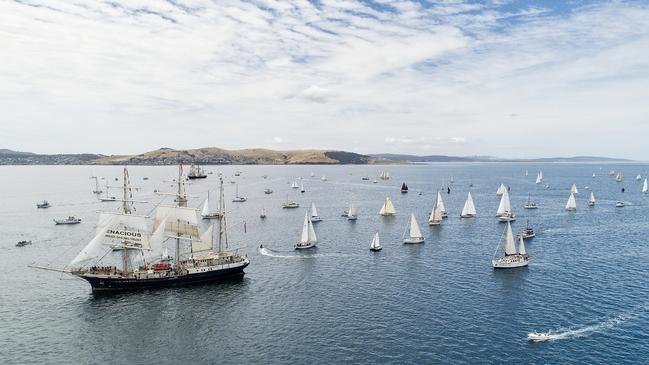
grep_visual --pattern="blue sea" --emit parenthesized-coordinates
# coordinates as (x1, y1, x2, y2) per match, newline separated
(1, 163, 649, 364)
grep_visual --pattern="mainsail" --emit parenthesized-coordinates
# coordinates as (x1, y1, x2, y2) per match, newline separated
(518, 235, 527, 256)
(496, 190, 512, 216)
(589, 192, 596, 204)
(496, 183, 506, 196)
(461, 192, 476, 216)
(311, 202, 319, 217)
(570, 183, 579, 194)
(436, 192, 447, 214)
(379, 197, 396, 215)
(409, 214, 423, 239)
(370, 232, 380, 250)
(300, 212, 317, 244)
(503, 222, 516, 256)
(643, 178, 648, 193)
(565, 193, 577, 211)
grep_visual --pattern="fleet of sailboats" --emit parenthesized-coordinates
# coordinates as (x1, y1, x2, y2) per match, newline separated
(403, 214, 424, 244)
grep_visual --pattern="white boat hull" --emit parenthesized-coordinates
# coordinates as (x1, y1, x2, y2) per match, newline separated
(403, 237, 424, 244)
(428, 221, 442, 226)
(492, 256, 529, 269)
(460, 214, 475, 218)
(295, 242, 316, 250)
(310, 216, 322, 222)
(527, 333, 551, 342)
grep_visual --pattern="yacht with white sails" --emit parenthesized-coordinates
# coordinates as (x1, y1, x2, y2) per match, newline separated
(369, 232, 382, 251)
(492, 222, 528, 269)
(460, 192, 476, 218)
(379, 197, 396, 216)
(295, 212, 317, 249)
(403, 213, 424, 244)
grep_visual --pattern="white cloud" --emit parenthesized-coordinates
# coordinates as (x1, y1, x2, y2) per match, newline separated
(0, 0, 647, 159)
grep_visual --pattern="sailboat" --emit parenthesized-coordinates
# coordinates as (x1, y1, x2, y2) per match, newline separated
(401, 182, 408, 193)
(310, 202, 321, 222)
(300, 183, 305, 193)
(187, 163, 207, 179)
(436, 191, 448, 218)
(57, 169, 249, 292)
(403, 213, 424, 244)
(524, 193, 538, 209)
(460, 192, 476, 218)
(295, 212, 317, 249)
(321, 175, 327, 181)
(565, 192, 577, 211)
(100, 181, 117, 202)
(380, 171, 390, 180)
(643, 178, 648, 193)
(592, 172, 596, 178)
(260, 208, 267, 219)
(525, 170, 529, 176)
(201, 191, 222, 219)
(636, 174, 642, 181)
(90, 176, 102, 194)
(517, 220, 535, 239)
(535, 172, 542, 184)
(570, 183, 579, 194)
(428, 203, 443, 225)
(232, 184, 247, 202)
(347, 203, 358, 220)
(282, 194, 300, 208)
(615, 172, 623, 182)
(291, 180, 300, 189)
(588, 192, 596, 206)
(379, 197, 396, 216)
(496, 189, 514, 221)
(492, 221, 529, 269)
(496, 183, 506, 196)
(369, 232, 382, 251)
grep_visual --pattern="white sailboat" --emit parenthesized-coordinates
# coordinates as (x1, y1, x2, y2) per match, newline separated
(295, 212, 317, 249)
(460, 192, 476, 218)
(90, 176, 102, 194)
(592, 172, 596, 178)
(379, 197, 396, 216)
(535, 172, 542, 184)
(436, 191, 448, 218)
(565, 192, 577, 211)
(615, 172, 623, 182)
(496, 189, 514, 221)
(496, 183, 506, 196)
(232, 184, 247, 202)
(369, 232, 382, 251)
(428, 203, 443, 225)
(291, 180, 299, 189)
(201, 191, 221, 219)
(636, 174, 642, 181)
(570, 183, 579, 194)
(380, 171, 390, 180)
(588, 192, 596, 206)
(310, 202, 321, 222)
(300, 183, 305, 193)
(403, 213, 424, 244)
(524, 193, 538, 209)
(347, 203, 357, 220)
(321, 175, 327, 181)
(260, 208, 267, 218)
(492, 222, 529, 269)
(643, 178, 648, 193)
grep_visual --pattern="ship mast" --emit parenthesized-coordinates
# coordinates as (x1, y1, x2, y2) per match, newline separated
(218, 176, 224, 253)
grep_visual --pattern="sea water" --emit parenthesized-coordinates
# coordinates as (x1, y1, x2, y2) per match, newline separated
(1, 163, 649, 364)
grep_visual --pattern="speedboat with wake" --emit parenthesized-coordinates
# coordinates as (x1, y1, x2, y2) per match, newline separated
(527, 332, 551, 342)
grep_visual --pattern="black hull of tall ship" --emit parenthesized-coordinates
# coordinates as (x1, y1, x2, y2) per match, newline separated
(188, 175, 207, 179)
(79, 264, 248, 293)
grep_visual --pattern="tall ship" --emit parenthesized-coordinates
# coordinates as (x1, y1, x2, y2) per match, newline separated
(187, 162, 207, 179)
(50, 166, 249, 293)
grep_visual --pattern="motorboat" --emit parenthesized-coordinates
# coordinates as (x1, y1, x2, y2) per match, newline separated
(264, 189, 273, 194)
(615, 201, 625, 208)
(16, 240, 32, 247)
(36, 200, 50, 209)
(517, 221, 535, 239)
(527, 332, 551, 342)
(54, 216, 82, 225)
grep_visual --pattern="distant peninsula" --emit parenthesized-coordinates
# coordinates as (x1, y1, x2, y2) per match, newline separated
(0, 148, 633, 165)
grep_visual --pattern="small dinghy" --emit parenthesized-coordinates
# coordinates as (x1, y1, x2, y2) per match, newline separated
(527, 332, 551, 342)
(615, 201, 625, 208)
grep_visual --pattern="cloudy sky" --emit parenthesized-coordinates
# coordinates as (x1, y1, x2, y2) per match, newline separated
(1, 0, 647, 158)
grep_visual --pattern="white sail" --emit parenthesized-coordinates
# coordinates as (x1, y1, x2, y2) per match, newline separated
(311, 202, 319, 217)
(348, 203, 357, 217)
(429, 204, 443, 223)
(565, 193, 577, 211)
(589, 192, 596, 204)
(496, 190, 511, 216)
(535, 172, 542, 184)
(409, 214, 423, 239)
(300, 212, 310, 243)
(518, 235, 527, 255)
(636, 174, 642, 181)
(370, 232, 381, 250)
(461, 192, 476, 216)
(539, 171, 543, 180)
(643, 178, 648, 193)
(201, 195, 211, 217)
(503, 222, 516, 256)
(379, 197, 396, 215)
(70, 216, 117, 267)
(194, 224, 213, 252)
(144, 218, 167, 261)
(307, 215, 317, 243)
(570, 183, 578, 194)
(291, 180, 299, 188)
(153, 205, 200, 239)
(436, 191, 446, 213)
(496, 183, 506, 196)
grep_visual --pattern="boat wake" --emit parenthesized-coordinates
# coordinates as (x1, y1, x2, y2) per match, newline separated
(258, 247, 317, 259)
(530, 307, 644, 342)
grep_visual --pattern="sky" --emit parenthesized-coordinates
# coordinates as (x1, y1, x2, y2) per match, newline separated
(1, 0, 648, 158)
